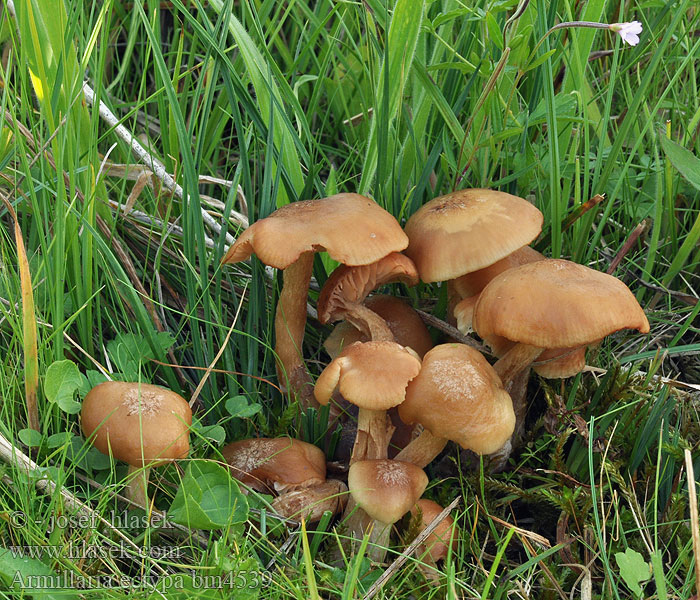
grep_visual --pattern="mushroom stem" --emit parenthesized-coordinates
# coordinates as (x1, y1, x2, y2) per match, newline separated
(493, 343, 543, 388)
(342, 499, 392, 562)
(350, 408, 395, 464)
(125, 465, 150, 507)
(275, 251, 317, 409)
(344, 305, 395, 342)
(393, 428, 447, 468)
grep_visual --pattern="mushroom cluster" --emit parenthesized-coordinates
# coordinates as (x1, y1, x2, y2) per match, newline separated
(91, 187, 642, 566)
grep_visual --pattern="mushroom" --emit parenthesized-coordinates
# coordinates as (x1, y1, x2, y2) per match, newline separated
(221, 193, 408, 409)
(314, 341, 422, 463)
(409, 499, 458, 570)
(317, 253, 419, 341)
(347, 459, 428, 561)
(81, 381, 192, 506)
(395, 344, 515, 468)
(473, 259, 651, 387)
(221, 437, 326, 494)
(271, 479, 348, 523)
(403, 189, 543, 298)
(324, 295, 433, 360)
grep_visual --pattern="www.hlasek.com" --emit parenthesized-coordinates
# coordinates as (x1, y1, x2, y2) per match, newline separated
(11, 570, 273, 591)
(9, 540, 184, 561)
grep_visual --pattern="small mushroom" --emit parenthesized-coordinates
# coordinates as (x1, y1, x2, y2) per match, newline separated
(221, 437, 326, 494)
(395, 344, 515, 468)
(314, 341, 422, 463)
(347, 459, 428, 561)
(409, 499, 458, 567)
(222, 194, 408, 409)
(271, 480, 348, 523)
(81, 381, 192, 506)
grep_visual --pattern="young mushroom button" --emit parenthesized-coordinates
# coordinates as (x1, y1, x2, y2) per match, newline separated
(221, 193, 408, 410)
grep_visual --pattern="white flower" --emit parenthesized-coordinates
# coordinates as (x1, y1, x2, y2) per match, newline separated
(609, 21, 643, 46)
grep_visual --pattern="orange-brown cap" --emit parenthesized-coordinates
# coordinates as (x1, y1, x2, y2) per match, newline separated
(398, 344, 515, 455)
(222, 193, 408, 269)
(404, 189, 543, 282)
(452, 245, 545, 300)
(314, 341, 422, 411)
(473, 259, 650, 349)
(348, 459, 428, 524)
(271, 480, 348, 523)
(410, 499, 458, 563)
(324, 295, 433, 359)
(81, 382, 191, 468)
(221, 437, 326, 493)
(317, 253, 419, 324)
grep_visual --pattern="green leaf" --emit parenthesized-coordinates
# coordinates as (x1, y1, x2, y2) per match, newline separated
(168, 460, 248, 530)
(485, 12, 503, 50)
(195, 423, 227, 446)
(18, 428, 43, 447)
(44, 360, 84, 414)
(225, 396, 262, 419)
(614, 548, 651, 597)
(78, 370, 108, 397)
(47, 432, 75, 448)
(0, 550, 80, 599)
(659, 134, 700, 192)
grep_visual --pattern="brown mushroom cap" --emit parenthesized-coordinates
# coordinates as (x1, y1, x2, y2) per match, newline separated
(348, 459, 428, 524)
(473, 259, 650, 349)
(398, 344, 515, 455)
(452, 245, 546, 300)
(411, 499, 458, 563)
(222, 193, 408, 269)
(271, 480, 348, 523)
(81, 381, 191, 467)
(317, 253, 419, 324)
(324, 295, 433, 359)
(404, 189, 543, 282)
(221, 437, 326, 493)
(314, 341, 422, 411)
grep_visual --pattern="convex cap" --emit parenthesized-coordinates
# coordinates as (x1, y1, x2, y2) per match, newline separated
(314, 341, 422, 411)
(398, 344, 515, 455)
(348, 459, 428, 524)
(81, 382, 191, 467)
(404, 189, 543, 282)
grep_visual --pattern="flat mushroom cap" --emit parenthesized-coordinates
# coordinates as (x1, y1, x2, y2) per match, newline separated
(221, 437, 326, 493)
(222, 193, 408, 269)
(398, 344, 515, 455)
(404, 189, 543, 282)
(317, 253, 419, 324)
(81, 382, 191, 468)
(348, 459, 428, 524)
(324, 295, 433, 359)
(473, 259, 650, 348)
(314, 341, 422, 411)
